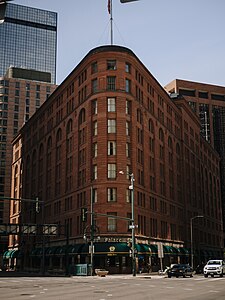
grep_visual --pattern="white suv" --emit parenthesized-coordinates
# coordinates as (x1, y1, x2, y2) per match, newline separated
(203, 260, 225, 277)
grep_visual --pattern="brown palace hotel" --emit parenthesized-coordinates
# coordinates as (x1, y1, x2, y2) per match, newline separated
(9, 46, 223, 274)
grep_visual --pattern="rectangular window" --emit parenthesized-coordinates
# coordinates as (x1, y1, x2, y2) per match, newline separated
(92, 99, 97, 114)
(107, 76, 116, 91)
(108, 141, 116, 155)
(107, 97, 116, 112)
(107, 60, 116, 70)
(126, 143, 130, 158)
(107, 188, 117, 202)
(93, 143, 97, 158)
(108, 119, 116, 133)
(125, 62, 131, 73)
(91, 62, 98, 74)
(92, 188, 97, 203)
(125, 79, 131, 93)
(107, 212, 117, 231)
(92, 78, 98, 93)
(93, 121, 97, 135)
(126, 189, 131, 203)
(198, 91, 208, 99)
(126, 121, 130, 136)
(93, 165, 97, 180)
(108, 163, 116, 179)
(126, 100, 131, 115)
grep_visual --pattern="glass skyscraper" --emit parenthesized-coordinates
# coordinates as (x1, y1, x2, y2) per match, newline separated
(0, 3, 57, 83)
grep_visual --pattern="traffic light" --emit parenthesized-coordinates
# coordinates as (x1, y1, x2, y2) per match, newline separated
(81, 207, 87, 222)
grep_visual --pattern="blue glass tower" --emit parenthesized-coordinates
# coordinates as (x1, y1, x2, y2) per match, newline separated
(0, 3, 57, 83)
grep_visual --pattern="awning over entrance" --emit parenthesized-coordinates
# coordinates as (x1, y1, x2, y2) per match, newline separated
(28, 243, 189, 258)
(178, 247, 190, 255)
(45, 246, 59, 256)
(136, 244, 151, 255)
(163, 245, 174, 254)
(68, 244, 82, 255)
(3, 249, 20, 259)
(149, 244, 158, 255)
(78, 242, 130, 256)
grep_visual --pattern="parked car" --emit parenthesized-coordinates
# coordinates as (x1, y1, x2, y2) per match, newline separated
(203, 260, 225, 277)
(167, 264, 193, 278)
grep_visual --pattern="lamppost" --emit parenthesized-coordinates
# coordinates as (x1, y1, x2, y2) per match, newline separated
(190, 215, 203, 269)
(119, 171, 136, 276)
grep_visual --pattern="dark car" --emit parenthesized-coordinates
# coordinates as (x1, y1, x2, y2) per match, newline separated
(168, 264, 193, 278)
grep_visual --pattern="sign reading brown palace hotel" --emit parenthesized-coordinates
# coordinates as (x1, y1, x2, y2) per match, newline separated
(9, 45, 223, 274)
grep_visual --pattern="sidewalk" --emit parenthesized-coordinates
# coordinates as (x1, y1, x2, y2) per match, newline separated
(0, 270, 164, 278)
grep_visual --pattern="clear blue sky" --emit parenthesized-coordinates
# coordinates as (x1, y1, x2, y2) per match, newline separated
(14, 0, 225, 87)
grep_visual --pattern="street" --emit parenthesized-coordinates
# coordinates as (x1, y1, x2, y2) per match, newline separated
(0, 274, 225, 300)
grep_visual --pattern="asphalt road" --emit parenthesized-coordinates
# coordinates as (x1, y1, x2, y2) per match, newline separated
(0, 274, 225, 300)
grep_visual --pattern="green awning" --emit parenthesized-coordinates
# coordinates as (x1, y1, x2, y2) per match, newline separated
(163, 245, 173, 254)
(55, 246, 68, 255)
(78, 242, 130, 256)
(45, 246, 59, 256)
(3, 250, 10, 259)
(136, 244, 151, 254)
(170, 246, 179, 255)
(11, 250, 20, 258)
(3, 249, 19, 259)
(149, 244, 158, 255)
(178, 247, 190, 255)
(68, 244, 82, 255)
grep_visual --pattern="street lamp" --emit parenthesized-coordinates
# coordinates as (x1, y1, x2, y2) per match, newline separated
(190, 215, 204, 269)
(119, 171, 136, 276)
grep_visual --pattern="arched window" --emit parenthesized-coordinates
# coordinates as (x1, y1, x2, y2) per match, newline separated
(66, 119, 73, 134)
(168, 136, 173, 149)
(159, 128, 164, 142)
(56, 128, 62, 143)
(78, 108, 86, 125)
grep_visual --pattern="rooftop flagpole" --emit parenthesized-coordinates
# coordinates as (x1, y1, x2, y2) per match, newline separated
(108, 0, 113, 45)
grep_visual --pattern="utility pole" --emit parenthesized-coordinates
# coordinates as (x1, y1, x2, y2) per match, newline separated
(130, 173, 136, 276)
(119, 171, 136, 276)
(90, 187, 94, 276)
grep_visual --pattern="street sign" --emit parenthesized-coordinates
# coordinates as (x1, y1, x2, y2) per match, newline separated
(157, 242, 164, 258)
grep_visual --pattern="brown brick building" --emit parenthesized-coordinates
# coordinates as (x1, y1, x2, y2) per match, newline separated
(165, 79, 225, 246)
(10, 46, 223, 274)
(0, 68, 57, 256)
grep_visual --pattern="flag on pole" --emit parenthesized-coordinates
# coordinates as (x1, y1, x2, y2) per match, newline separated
(108, 0, 111, 14)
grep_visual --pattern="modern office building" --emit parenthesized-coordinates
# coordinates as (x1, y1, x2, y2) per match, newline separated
(0, 2, 57, 256)
(0, 3, 57, 84)
(9, 46, 223, 274)
(165, 79, 225, 245)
